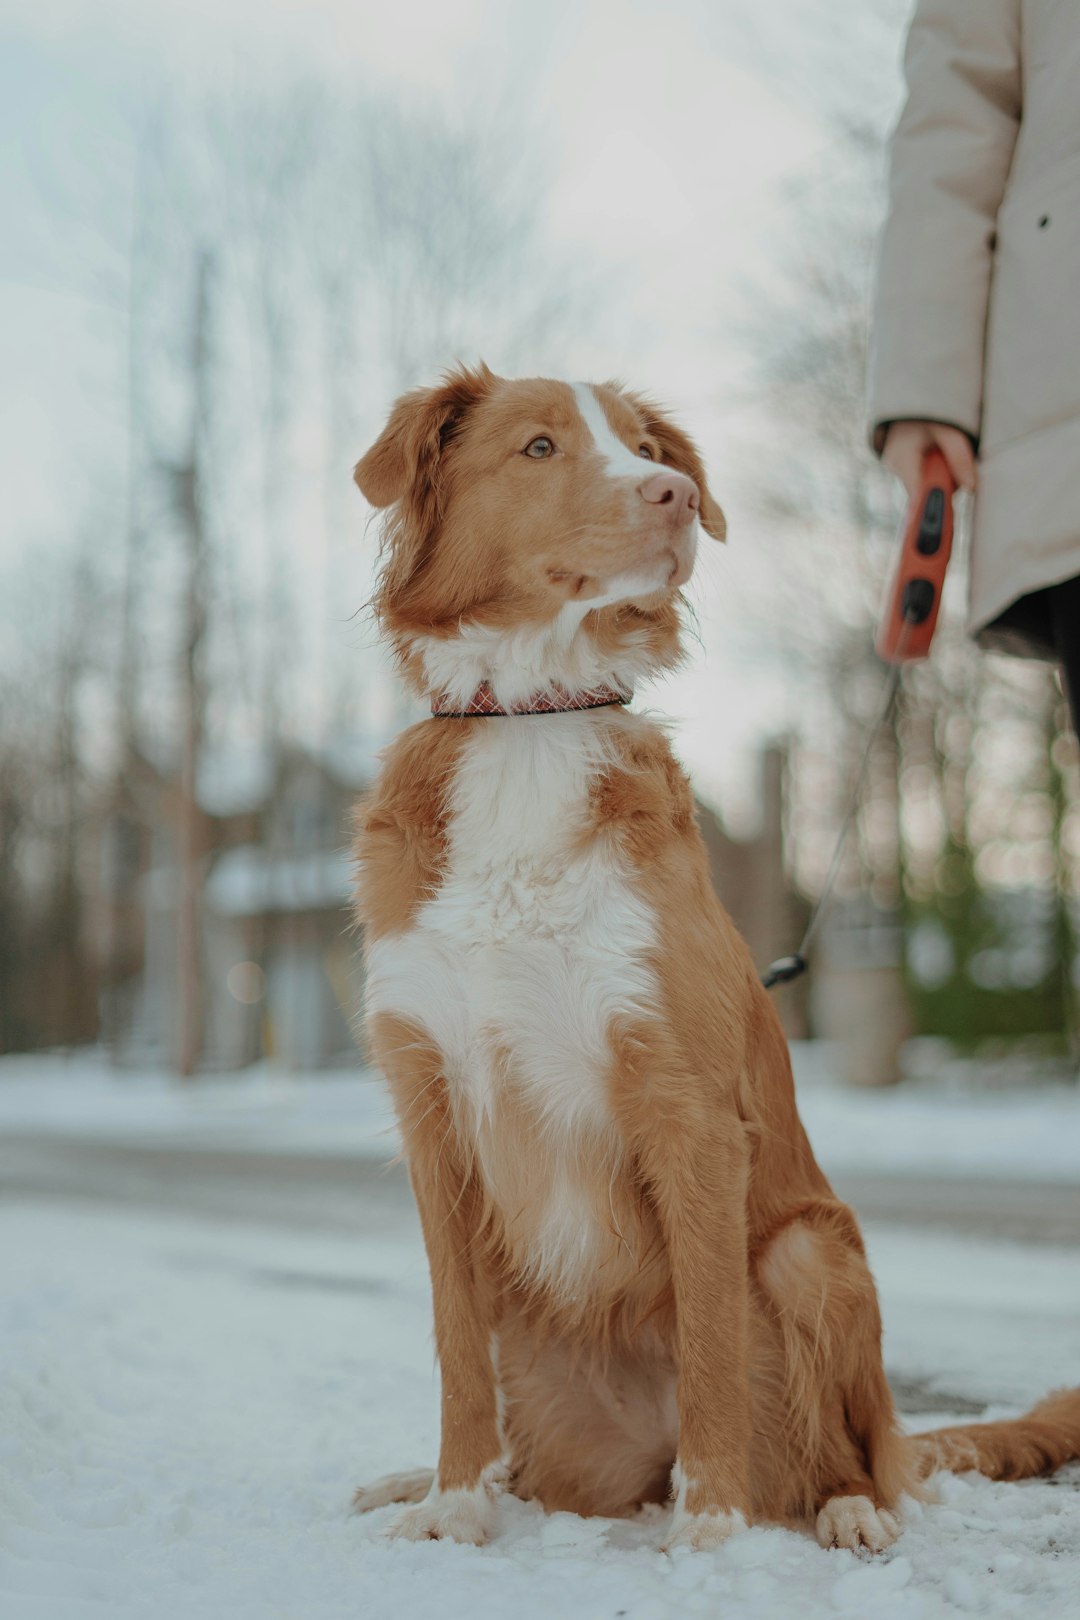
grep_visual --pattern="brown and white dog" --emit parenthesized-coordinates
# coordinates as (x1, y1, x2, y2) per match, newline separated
(350, 365, 1080, 1554)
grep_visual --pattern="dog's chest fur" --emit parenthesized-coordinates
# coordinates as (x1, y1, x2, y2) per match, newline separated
(366, 716, 662, 1297)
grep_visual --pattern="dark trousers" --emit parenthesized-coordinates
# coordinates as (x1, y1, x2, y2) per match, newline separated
(987, 574, 1080, 734)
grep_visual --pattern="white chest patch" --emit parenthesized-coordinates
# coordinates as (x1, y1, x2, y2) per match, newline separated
(366, 715, 661, 1293)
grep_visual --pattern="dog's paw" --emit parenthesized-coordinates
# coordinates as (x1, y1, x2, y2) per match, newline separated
(352, 1469, 435, 1514)
(816, 1494, 901, 1554)
(663, 1460, 748, 1553)
(384, 1464, 507, 1546)
(387, 1483, 498, 1546)
(663, 1508, 747, 1553)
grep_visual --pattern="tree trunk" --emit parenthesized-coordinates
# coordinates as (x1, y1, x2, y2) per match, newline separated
(175, 253, 212, 1078)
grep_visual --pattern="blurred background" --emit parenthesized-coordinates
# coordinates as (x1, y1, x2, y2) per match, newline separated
(1, 0, 1077, 1091)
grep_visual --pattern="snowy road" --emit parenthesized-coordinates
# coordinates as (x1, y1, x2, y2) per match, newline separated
(3, 1131, 1080, 1244)
(3, 1174, 1080, 1619)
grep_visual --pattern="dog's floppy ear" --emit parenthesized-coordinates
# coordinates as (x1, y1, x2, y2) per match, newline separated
(355, 363, 496, 511)
(355, 363, 496, 622)
(623, 390, 727, 541)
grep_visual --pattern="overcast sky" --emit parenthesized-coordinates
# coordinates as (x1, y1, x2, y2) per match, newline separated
(0, 0, 913, 819)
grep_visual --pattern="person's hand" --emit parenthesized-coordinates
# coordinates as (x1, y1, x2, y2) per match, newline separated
(881, 421, 977, 501)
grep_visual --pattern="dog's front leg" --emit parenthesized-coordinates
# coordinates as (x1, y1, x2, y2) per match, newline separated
(637, 1110, 753, 1551)
(395, 1166, 504, 1544)
(371, 1015, 504, 1544)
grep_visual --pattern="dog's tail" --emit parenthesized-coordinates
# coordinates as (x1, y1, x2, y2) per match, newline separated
(909, 1387, 1080, 1482)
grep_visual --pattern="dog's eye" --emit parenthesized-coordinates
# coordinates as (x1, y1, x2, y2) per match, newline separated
(524, 437, 555, 459)
(638, 444, 655, 460)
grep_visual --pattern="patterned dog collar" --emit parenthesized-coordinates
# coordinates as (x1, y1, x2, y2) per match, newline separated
(430, 681, 631, 718)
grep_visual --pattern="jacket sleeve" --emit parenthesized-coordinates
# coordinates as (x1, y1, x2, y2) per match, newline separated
(867, 0, 1022, 451)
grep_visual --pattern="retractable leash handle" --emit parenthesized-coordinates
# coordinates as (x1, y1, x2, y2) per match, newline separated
(875, 448, 958, 665)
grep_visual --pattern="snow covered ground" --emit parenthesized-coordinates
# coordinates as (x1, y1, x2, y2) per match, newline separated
(1, 1045, 1079, 1183)
(2, 1194, 1079, 1620)
(2, 1049, 1079, 1617)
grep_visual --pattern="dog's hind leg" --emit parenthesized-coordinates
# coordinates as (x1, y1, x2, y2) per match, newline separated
(755, 1200, 916, 1550)
(353, 1469, 435, 1513)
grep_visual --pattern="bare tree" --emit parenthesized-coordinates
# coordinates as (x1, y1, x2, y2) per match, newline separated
(168, 252, 214, 1078)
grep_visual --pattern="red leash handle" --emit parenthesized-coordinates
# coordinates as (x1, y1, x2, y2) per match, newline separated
(876, 449, 957, 665)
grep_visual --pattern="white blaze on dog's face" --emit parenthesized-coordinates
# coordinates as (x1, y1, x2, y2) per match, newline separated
(353, 366, 726, 698)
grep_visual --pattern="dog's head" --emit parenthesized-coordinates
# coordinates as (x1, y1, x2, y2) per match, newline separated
(355, 365, 725, 702)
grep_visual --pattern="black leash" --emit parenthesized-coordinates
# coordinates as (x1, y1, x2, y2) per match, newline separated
(761, 638, 909, 991)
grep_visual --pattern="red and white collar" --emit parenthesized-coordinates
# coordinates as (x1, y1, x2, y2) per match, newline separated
(430, 680, 631, 718)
